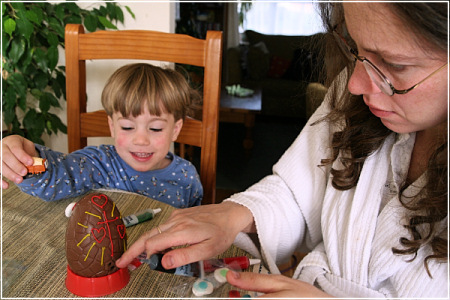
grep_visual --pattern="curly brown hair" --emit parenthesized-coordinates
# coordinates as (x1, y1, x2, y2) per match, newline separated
(317, 2, 448, 277)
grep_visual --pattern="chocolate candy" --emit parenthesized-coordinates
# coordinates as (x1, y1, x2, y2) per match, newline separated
(65, 193, 127, 277)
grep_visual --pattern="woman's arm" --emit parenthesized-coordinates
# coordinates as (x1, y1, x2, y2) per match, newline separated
(116, 201, 255, 269)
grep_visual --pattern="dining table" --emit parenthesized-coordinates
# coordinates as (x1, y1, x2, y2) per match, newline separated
(2, 183, 264, 298)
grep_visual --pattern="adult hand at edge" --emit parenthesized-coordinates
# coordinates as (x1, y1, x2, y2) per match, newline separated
(116, 201, 255, 270)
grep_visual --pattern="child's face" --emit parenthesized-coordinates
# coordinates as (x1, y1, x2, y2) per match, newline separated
(108, 105, 183, 172)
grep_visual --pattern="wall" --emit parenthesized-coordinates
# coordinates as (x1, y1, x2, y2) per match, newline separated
(41, 1, 175, 153)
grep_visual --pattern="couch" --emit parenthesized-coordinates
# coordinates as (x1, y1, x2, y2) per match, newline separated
(226, 30, 326, 119)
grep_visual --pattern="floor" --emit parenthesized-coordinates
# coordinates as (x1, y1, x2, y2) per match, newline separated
(215, 115, 306, 202)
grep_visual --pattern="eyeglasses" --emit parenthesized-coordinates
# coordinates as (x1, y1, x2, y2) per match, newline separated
(333, 30, 448, 96)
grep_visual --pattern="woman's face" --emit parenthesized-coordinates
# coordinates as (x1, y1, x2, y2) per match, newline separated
(343, 3, 448, 134)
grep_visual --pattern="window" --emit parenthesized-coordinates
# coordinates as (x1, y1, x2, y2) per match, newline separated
(240, 1, 324, 36)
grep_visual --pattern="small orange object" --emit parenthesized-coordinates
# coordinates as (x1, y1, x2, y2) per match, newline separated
(26, 157, 47, 174)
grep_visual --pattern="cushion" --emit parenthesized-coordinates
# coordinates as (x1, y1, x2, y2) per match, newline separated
(267, 55, 292, 78)
(245, 30, 303, 59)
(247, 41, 270, 80)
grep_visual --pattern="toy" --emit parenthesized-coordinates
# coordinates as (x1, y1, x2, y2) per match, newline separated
(136, 254, 260, 276)
(26, 157, 47, 174)
(192, 279, 214, 297)
(65, 193, 129, 297)
(123, 208, 161, 227)
(214, 267, 229, 283)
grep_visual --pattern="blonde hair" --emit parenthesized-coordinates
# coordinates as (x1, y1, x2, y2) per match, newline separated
(101, 63, 199, 121)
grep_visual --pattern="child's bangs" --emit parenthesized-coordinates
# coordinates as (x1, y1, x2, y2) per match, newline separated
(114, 72, 167, 118)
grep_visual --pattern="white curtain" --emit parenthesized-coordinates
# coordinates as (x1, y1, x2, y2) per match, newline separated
(227, 2, 240, 48)
(242, 1, 324, 36)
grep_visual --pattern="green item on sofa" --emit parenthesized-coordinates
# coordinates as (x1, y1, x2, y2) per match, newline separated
(226, 85, 254, 97)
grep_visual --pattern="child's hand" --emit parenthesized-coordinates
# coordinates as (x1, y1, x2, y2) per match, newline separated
(1, 135, 38, 189)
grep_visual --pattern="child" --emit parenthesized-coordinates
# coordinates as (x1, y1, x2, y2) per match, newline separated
(1, 63, 203, 208)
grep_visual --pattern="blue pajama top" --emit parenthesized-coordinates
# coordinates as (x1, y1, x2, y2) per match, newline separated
(17, 144, 203, 208)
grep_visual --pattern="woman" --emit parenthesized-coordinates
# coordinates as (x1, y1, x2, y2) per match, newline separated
(117, 2, 448, 298)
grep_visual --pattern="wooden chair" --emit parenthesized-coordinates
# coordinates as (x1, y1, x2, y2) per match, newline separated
(65, 24, 222, 204)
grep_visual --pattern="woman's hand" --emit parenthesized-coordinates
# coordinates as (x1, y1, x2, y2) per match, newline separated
(226, 270, 333, 298)
(1, 135, 38, 189)
(116, 201, 255, 270)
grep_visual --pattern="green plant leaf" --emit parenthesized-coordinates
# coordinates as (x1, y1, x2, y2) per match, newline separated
(31, 88, 43, 98)
(2, 30, 10, 57)
(7, 73, 27, 101)
(10, 2, 25, 10)
(125, 6, 136, 19)
(48, 17, 64, 37)
(24, 110, 46, 143)
(43, 92, 61, 108)
(98, 16, 117, 29)
(115, 5, 124, 23)
(33, 72, 48, 90)
(15, 12, 34, 41)
(19, 47, 33, 71)
(34, 47, 48, 71)
(31, 5, 44, 24)
(54, 69, 66, 99)
(23, 109, 37, 128)
(3, 18, 16, 36)
(65, 2, 80, 15)
(55, 3, 65, 20)
(47, 46, 58, 70)
(46, 120, 52, 132)
(99, 6, 107, 16)
(48, 113, 67, 133)
(106, 2, 116, 19)
(2, 2, 134, 145)
(8, 38, 25, 64)
(84, 14, 97, 32)
(65, 15, 82, 25)
(47, 32, 59, 47)
(25, 9, 39, 24)
(3, 87, 17, 113)
(39, 94, 51, 113)
(2, 106, 17, 126)
(50, 75, 62, 99)
(6, 73, 28, 112)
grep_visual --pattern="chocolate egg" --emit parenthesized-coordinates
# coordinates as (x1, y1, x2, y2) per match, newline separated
(65, 193, 127, 277)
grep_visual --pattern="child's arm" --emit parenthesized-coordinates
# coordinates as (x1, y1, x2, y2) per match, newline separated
(17, 145, 123, 202)
(1, 135, 39, 189)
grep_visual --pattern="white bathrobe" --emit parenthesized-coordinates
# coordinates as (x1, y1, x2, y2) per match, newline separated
(226, 88, 448, 298)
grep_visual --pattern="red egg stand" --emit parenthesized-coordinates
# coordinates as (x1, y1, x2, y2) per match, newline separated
(66, 265, 129, 297)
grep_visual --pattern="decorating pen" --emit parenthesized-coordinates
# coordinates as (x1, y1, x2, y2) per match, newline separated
(122, 208, 161, 228)
(129, 254, 261, 277)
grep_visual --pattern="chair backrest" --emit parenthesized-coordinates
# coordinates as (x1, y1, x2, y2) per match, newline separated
(65, 24, 222, 204)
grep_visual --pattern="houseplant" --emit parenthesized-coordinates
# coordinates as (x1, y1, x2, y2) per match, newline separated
(2, 1, 134, 144)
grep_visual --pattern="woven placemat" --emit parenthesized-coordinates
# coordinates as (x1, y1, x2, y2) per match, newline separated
(2, 185, 257, 298)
